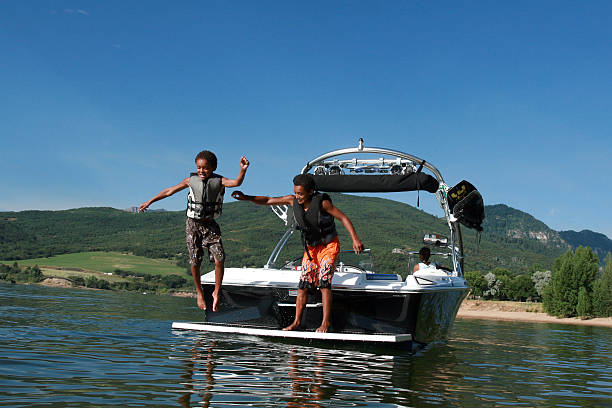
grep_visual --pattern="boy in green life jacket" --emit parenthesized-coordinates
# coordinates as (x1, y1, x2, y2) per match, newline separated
(231, 174, 364, 333)
(139, 150, 249, 312)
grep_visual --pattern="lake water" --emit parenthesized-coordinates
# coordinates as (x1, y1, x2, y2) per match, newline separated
(1, 282, 611, 407)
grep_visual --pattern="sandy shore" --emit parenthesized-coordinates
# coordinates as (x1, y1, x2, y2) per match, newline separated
(170, 291, 196, 298)
(39, 277, 73, 287)
(458, 299, 612, 328)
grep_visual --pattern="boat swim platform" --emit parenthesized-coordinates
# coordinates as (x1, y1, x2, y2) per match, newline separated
(171, 322, 412, 344)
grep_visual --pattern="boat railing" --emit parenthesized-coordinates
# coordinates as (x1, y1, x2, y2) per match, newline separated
(301, 138, 445, 184)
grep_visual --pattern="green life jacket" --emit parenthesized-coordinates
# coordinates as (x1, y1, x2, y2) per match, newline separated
(186, 173, 224, 220)
(293, 192, 337, 247)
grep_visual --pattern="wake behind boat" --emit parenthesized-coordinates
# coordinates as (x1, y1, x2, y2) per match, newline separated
(173, 139, 485, 348)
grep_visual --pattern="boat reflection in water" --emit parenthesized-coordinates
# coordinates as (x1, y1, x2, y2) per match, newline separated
(195, 139, 485, 348)
(173, 333, 463, 407)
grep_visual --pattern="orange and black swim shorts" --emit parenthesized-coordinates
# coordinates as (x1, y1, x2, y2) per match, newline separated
(298, 236, 340, 289)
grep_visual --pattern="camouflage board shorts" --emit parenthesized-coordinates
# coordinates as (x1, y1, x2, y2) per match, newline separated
(185, 218, 226, 265)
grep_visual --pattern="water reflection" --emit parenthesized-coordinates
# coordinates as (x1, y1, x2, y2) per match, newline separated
(170, 323, 612, 408)
(178, 339, 216, 407)
(173, 334, 421, 407)
(285, 348, 339, 407)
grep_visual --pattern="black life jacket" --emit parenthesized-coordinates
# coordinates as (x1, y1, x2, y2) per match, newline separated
(186, 173, 224, 220)
(293, 192, 337, 247)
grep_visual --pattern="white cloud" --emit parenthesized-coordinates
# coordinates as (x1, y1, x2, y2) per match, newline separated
(63, 8, 89, 16)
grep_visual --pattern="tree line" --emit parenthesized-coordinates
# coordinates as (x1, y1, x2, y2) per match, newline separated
(0, 263, 44, 283)
(464, 247, 612, 318)
(0, 263, 190, 294)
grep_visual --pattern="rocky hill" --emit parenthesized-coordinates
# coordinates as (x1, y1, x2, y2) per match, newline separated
(482, 204, 568, 250)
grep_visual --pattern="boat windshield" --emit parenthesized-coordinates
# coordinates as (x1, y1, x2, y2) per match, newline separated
(406, 250, 454, 275)
(279, 248, 375, 273)
(337, 249, 375, 273)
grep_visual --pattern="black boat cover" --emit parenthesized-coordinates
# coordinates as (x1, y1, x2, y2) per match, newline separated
(311, 174, 439, 193)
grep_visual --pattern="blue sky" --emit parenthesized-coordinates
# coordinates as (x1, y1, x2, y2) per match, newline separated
(1, 1, 611, 239)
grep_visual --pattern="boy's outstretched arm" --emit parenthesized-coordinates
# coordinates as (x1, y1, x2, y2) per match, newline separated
(222, 156, 250, 188)
(138, 178, 189, 212)
(231, 191, 293, 206)
(322, 200, 365, 254)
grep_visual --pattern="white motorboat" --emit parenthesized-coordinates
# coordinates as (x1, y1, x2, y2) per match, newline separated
(177, 139, 485, 348)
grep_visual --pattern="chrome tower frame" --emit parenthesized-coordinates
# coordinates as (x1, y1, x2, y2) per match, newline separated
(267, 139, 464, 275)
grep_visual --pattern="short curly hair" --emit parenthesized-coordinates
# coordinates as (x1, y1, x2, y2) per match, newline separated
(419, 246, 431, 262)
(195, 150, 217, 170)
(293, 174, 316, 191)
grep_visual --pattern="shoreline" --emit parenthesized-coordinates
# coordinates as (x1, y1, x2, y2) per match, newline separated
(24, 280, 612, 328)
(457, 299, 612, 328)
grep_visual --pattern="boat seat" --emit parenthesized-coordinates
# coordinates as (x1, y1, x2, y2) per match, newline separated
(413, 268, 450, 277)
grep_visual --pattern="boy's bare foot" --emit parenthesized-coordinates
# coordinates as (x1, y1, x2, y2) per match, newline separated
(212, 291, 220, 312)
(196, 294, 207, 310)
(316, 323, 330, 333)
(283, 322, 300, 331)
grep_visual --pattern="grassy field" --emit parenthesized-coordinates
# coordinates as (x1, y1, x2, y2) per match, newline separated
(1, 252, 188, 277)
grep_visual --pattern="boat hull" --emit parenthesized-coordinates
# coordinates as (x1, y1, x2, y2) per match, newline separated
(202, 283, 467, 344)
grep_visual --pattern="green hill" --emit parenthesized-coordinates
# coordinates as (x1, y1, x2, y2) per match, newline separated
(559, 229, 612, 262)
(0, 195, 591, 275)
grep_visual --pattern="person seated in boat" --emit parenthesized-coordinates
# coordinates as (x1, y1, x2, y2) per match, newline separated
(413, 246, 453, 273)
(138, 150, 250, 312)
(231, 174, 364, 333)
(413, 247, 433, 273)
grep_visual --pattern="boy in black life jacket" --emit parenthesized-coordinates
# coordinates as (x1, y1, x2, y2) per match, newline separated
(231, 174, 364, 333)
(138, 150, 249, 312)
